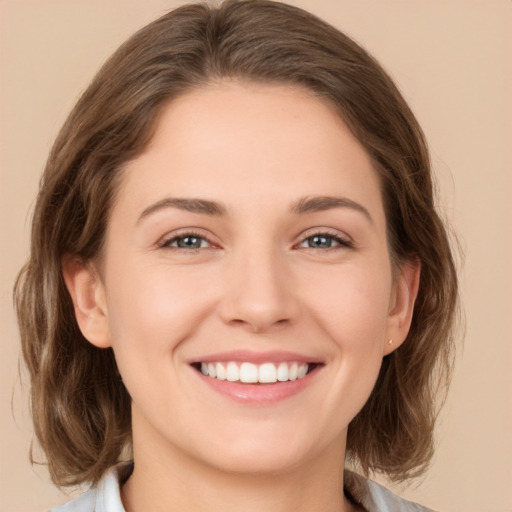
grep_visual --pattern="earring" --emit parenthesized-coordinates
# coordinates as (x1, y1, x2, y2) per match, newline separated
(388, 339, 393, 345)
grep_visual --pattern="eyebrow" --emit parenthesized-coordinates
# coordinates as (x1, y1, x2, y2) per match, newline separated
(138, 197, 227, 222)
(291, 195, 373, 223)
(138, 195, 372, 223)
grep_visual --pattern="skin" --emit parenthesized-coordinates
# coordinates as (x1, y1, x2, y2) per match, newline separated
(64, 82, 419, 512)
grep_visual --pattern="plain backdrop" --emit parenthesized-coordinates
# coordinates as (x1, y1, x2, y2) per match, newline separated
(1, 1, 511, 511)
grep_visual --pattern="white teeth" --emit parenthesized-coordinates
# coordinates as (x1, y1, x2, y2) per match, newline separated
(240, 362, 258, 383)
(198, 361, 311, 383)
(289, 362, 298, 381)
(259, 363, 277, 383)
(277, 362, 289, 382)
(226, 362, 239, 381)
(216, 362, 227, 380)
(297, 364, 307, 378)
(207, 363, 217, 378)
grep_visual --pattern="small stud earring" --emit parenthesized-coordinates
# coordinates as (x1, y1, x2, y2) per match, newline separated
(388, 339, 393, 345)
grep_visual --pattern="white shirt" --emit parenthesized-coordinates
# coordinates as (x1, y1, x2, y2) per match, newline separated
(50, 462, 435, 512)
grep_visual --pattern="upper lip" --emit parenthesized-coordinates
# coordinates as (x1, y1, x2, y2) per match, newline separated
(188, 349, 324, 365)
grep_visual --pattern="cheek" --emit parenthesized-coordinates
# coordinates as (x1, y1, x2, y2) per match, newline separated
(104, 262, 217, 357)
(302, 261, 392, 345)
(102, 266, 217, 415)
(292, 264, 392, 443)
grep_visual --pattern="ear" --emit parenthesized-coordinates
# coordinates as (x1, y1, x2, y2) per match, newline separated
(384, 258, 421, 356)
(62, 255, 111, 348)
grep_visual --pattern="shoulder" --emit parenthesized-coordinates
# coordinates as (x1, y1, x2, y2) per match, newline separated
(344, 470, 437, 512)
(49, 462, 132, 512)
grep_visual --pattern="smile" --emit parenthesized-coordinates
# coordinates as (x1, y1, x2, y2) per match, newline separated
(190, 351, 323, 403)
(199, 361, 311, 384)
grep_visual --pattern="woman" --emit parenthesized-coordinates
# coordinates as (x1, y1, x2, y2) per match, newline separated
(14, 1, 458, 511)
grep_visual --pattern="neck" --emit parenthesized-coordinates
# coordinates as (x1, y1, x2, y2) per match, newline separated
(121, 417, 357, 512)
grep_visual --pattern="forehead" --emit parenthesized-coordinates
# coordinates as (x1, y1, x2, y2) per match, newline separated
(113, 81, 384, 224)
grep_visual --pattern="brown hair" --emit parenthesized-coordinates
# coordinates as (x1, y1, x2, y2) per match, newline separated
(14, 0, 458, 487)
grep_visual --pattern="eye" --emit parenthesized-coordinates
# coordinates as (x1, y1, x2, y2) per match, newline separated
(298, 232, 352, 249)
(160, 232, 214, 250)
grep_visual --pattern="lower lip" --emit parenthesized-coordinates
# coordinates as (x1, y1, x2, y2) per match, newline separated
(194, 367, 320, 404)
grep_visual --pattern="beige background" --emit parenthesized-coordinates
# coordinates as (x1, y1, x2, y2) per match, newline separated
(1, 1, 511, 511)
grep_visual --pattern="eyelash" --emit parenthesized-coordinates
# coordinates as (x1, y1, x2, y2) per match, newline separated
(158, 230, 353, 252)
(158, 230, 216, 251)
(297, 230, 353, 250)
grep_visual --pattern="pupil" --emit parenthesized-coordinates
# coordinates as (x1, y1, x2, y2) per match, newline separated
(310, 235, 331, 248)
(178, 236, 201, 248)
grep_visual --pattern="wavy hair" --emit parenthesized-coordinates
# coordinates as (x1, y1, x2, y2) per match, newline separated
(14, 0, 459, 486)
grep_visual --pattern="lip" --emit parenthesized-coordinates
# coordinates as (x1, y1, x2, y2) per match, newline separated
(188, 349, 323, 365)
(189, 350, 323, 404)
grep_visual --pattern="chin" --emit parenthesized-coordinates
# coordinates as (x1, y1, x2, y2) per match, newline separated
(185, 422, 338, 477)
(205, 445, 310, 476)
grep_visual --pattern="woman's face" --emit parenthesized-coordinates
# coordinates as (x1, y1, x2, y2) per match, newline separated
(69, 82, 418, 475)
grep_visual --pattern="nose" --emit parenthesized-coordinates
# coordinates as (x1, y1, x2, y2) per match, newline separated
(218, 248, 300, 333)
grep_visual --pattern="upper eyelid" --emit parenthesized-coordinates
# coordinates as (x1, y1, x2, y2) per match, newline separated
(158, 229, 217, 248)
(296, 234, 353, 249)
(298, 227, 352, 242)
